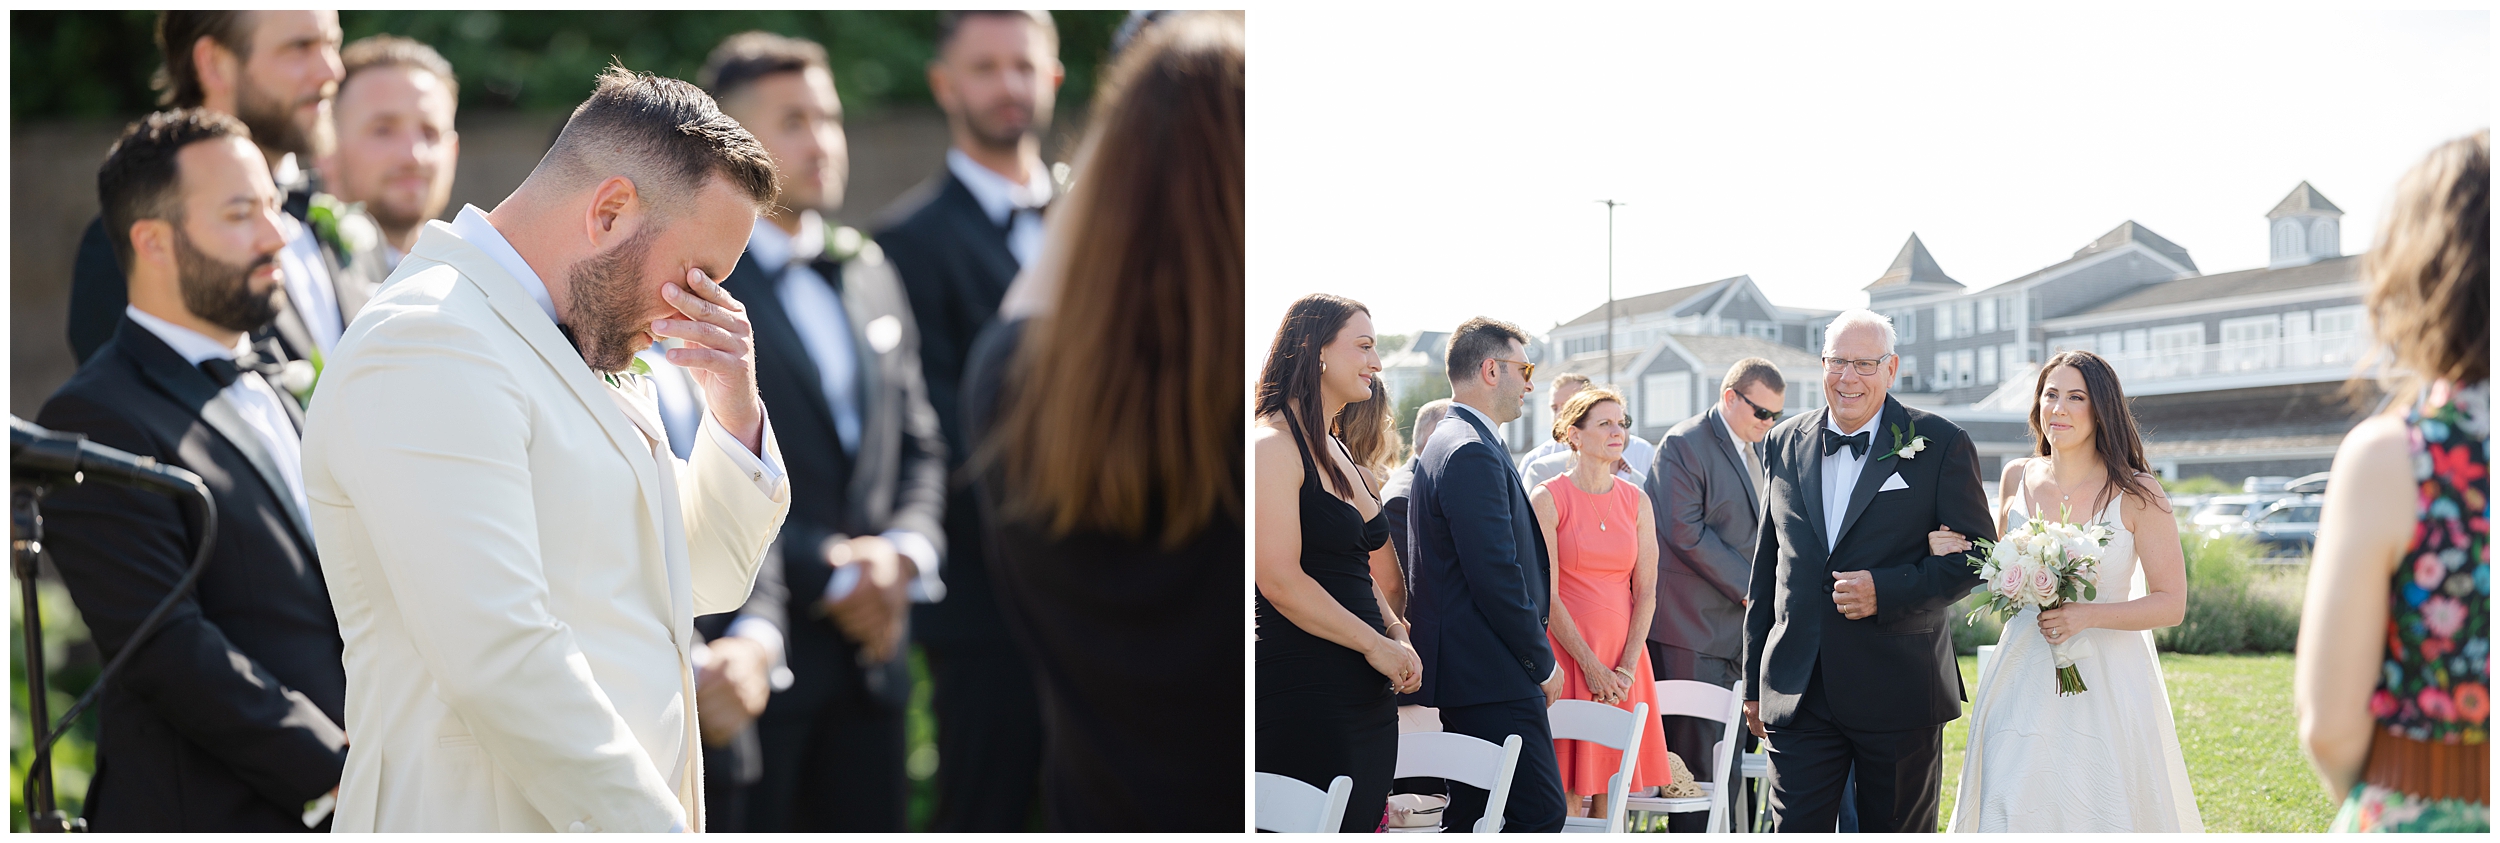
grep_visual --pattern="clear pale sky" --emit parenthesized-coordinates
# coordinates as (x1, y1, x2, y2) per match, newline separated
(1248, 8, 2489, 348)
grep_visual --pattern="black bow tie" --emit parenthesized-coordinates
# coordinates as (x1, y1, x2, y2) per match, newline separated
(199, 352, 283, 389)
(1824, 428, 1871, 459)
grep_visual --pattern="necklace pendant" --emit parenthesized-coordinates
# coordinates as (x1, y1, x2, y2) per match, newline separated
(1600, 521, 1608, 531)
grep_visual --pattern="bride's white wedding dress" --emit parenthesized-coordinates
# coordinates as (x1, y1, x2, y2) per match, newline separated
(1946, 490, 2203, 832)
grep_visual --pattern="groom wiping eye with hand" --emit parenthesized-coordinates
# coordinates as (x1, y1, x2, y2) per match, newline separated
(1742, 310, 1991, 832)
(299, 65, 791, 833)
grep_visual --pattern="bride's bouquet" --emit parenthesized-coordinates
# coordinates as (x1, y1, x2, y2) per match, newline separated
(1963, 512, 2112, 696)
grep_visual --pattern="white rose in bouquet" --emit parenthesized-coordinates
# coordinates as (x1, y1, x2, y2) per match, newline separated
(2026, 562, 2059, 604)
(1993, 558, 2027, 599)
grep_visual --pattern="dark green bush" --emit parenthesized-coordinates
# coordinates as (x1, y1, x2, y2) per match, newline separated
(2157, 533, 2302, 654)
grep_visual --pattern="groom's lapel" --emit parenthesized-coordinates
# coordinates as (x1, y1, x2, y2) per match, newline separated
(1833, 397, 1905, 553)
(1797, 408, 1830, 556)
(414, 224, 669, 538)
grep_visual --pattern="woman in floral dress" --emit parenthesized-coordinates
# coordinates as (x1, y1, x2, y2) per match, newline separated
(2296, 129, 2488, 833)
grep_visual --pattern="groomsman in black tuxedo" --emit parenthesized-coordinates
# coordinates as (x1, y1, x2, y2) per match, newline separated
(703, 32, 949, 832)
(69, 10, 385, 375)
(874, 10, 1063, 830)
(38, 109, 346, 832)
(1743, 311, 1992, 832)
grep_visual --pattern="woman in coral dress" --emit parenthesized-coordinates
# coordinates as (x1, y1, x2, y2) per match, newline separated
(1530, 387, 1675, 821)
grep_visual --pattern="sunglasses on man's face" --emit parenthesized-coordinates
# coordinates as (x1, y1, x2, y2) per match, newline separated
(1732, 388, 1782, 422)
(1492, 358, 1535, 381)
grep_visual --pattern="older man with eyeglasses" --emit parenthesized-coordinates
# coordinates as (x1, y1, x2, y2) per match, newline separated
(1739, 311, 1992, 832)
(1640, 357, 1787, 829)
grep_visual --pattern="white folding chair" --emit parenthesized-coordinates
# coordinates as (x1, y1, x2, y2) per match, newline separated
(1548, 698, 1650, 833)
(1390, 731, 1524, 833)
(1255, 773, 1353, 833)
(1623, 679, 1743, 833)
(1397, 704, 1443, 734)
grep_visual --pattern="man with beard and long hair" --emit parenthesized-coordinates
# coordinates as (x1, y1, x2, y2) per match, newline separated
(874, 9, 1064, 830)
(297, 66, 790, 832)
(68, 10, 388, 378)
(37, 108, 348, 831)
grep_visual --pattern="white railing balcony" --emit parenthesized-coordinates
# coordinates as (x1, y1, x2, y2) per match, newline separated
(2090, 330, 2373, 392)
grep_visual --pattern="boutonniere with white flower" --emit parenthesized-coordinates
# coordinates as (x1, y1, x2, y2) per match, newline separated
(307, 194, 380, 267)
(1878, 421, 1928, 460)
(824, 220, 883, 266)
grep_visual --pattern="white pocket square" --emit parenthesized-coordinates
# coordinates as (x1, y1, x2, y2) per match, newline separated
(1878, 473, 1910, 493)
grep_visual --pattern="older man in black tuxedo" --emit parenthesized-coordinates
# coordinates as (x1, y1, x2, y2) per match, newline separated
(1743, 310, 1992, 832)
(68, 10, 385, 374)
(39, 109, 346, 832)
(873, 10, 1064, 830)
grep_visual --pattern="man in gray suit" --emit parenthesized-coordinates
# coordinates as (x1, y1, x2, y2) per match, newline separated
(1643, 358, 1784, 830)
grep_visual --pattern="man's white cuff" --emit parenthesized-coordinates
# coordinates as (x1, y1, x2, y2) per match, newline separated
(701, 407, 785, 498)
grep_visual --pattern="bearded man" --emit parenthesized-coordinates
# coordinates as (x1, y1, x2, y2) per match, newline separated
(38, 108, 347, 832)
(299, 67, 790, 832)
(69, 10, 387, 373)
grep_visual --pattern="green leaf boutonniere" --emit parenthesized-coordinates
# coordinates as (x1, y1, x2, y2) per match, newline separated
(600, 356, 653, 391)
(824, 220, 882, 265)
(307, 194, 381, 267)
(1878, 421, 1929, 461)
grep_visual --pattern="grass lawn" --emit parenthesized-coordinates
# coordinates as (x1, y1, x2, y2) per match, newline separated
(1936, 652, 2338, 832)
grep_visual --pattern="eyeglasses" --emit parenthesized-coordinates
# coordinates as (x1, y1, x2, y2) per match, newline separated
(1730, 388, 1783, 422)
(1492, 358, 1535, 381)
(1821, 355, 1894, 376)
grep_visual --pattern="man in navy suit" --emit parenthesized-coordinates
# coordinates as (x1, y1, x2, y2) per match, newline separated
(1406, 317, 1566, 833)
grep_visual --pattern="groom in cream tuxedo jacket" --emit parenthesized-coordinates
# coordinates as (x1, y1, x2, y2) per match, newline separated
(301, 68, 790, 832)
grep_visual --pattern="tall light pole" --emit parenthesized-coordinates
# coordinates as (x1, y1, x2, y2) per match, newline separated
(1597, 199, 1626, 384)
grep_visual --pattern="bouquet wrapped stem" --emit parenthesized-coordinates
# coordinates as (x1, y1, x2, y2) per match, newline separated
(1964, 507, 2111, 697)
(2041, 602, 2092, 696)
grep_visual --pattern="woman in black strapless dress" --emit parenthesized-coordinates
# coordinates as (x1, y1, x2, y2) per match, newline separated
(1254, 294, 1418, 832)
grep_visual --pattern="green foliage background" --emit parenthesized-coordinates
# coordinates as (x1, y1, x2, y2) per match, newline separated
(11, 10, 1132, 122)
(9, 12, 1123, 829)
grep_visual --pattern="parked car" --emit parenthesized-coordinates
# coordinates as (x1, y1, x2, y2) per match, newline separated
(2193, 494, 2265, 536)
(2243, 495, 2324, 561)
(2284, 471, 2330, 495)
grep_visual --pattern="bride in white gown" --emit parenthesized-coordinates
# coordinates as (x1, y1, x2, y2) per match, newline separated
(1931, 352, 2203, 833)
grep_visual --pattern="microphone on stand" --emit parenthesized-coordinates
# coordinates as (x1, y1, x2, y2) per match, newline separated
(11, 414, 215, 833)
(12, 416, 199, 494)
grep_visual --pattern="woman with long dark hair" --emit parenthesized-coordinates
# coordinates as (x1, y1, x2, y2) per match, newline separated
(959, 11, 1242, 832)
(2296, 130, 2487, 833)
(1932, 350, 2202, 831)
(1254, 293, 1417, 833)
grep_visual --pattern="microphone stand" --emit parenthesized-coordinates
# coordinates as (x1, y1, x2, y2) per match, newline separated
(12, 481, 69, 833)
(12, 441, 215, 833)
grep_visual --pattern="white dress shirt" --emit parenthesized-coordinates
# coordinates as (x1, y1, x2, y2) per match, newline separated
(743, 213, 944, 606)
(1717, 410, 1755, 481)
(945, 148, 1052, 268)
(748, 212, 862, 453)
(1820, 410, 1876, 552)
(278, 215, 343, 352)
(126, 306, 309, 522)
(446, 205, 784, 499)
